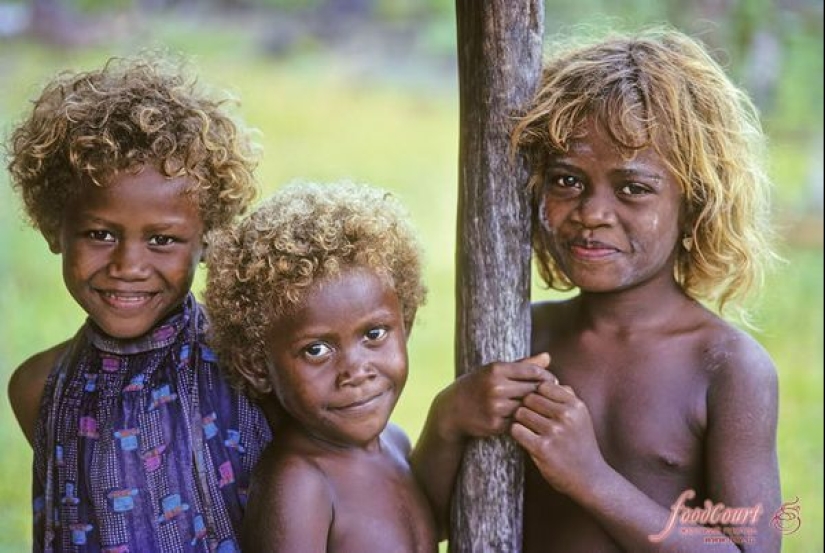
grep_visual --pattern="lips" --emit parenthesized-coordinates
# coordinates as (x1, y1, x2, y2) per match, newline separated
(569, 238, 619, 260)
(331, 390, 387, 413)
(97, 290, 158, 309)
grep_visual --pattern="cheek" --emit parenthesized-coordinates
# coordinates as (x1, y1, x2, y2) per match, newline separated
(274, 367, 326, 408)
(646, 212, 679, 243)
(539, 196, 561, 233)
(633, 215, 680, 260)
(388, 342, 410, 387)
(62, 247, 99, 279)
(159, 252, 201, 281)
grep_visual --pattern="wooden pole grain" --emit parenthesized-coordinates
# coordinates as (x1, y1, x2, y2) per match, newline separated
(451, 1, 544, 551)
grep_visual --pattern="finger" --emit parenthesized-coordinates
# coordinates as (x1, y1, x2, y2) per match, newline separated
(504, 380, 547, 399)
(520, 352, 551, 369)
(501, 373, 558, 400)
(513, 404, 554, 434)
(497, 370, 559, 401)
(497, 362, 552, 383)
(510, 422, 541, 455)
(521, 392, 566, 418)
(488, 397, 524, 419)
(538, 370, 559, 386)
(535, 381, 576, 402)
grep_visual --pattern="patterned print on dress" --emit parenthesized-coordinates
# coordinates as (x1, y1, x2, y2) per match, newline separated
(123, 374, 146, 392)
(141, 444, 167, 472)
(215, 539, 239, 553)
(114, 428, 140, 451)
(70, 523, 94, 545)
(79, 416, 99, 438)
(32, 295, 273, 551)
(83, 373, 98, 392)
(100, 355, 121, 373)
(202, 412, 219, 440)
(217, 461, 235, 488)
(157, 493, 189, 523)
(224, 429, 245, 453)
(107, 488, 139, 512)
(147, 383, 177, 411)
(190, 514, 207, 545)
(200, 345, 217, 363)
(61, 482, 80, 505)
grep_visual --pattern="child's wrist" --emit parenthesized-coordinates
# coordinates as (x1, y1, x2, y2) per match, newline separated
(431, 386, 465, 443)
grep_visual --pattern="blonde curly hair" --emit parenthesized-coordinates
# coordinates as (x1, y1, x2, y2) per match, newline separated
(6, 53, 259, 245)
(205, 181, 427, 397)
(512, 27, 778, 315)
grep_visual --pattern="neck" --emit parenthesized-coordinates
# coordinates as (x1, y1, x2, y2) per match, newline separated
(575, 276, 696, 333)
(280, 416, 383, 456)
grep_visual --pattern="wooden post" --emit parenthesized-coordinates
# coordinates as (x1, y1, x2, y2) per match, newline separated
(452, 1, 543, 551)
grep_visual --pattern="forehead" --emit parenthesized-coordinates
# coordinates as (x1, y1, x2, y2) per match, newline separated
(276, 268, 400, 330)
(560, 120, 658, 163)
(70, 166, 200, 217)
(560, 119, 677, 175)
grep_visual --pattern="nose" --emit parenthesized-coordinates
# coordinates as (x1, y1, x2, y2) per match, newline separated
(336, 349, 377, 387)
(107, 241, 150, 280)
(571, 187, 617, 228)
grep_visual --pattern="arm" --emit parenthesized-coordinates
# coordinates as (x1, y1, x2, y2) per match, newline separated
(242, 453, 334, 553)
(410, 353, 552, 538)
(512, 336, 780, 553)
(7, 342, 68, 447)
(703, 334, 781, 552)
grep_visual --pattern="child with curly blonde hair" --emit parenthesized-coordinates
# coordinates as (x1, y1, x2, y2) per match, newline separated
(205, 181, 436, 553)
(7, 54, 271, 552)
(412, 28, 782, 552)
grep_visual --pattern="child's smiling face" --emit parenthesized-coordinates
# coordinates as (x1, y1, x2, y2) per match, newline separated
(262, 267, 408, 449)
(56, 165, 204, 339)
(539, 119, 684, 293)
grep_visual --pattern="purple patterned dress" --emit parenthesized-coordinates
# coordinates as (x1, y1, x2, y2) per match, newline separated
(32, 294, 272, 552)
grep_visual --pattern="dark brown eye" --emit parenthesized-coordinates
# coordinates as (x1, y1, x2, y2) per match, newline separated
(149, 235, 176, 246)
(365, 327, 388, 341)
(303, 343, 331, 359)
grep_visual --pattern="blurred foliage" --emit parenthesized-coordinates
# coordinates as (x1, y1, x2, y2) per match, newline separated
(0, 1, 821, 552)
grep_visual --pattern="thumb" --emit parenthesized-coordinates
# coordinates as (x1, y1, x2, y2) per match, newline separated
(522, 352, 551, 368)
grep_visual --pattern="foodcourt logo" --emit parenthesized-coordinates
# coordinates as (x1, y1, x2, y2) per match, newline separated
(770, 497, 801, 535)
(649, 490, 762, 544)
(649, 490, 802, 545)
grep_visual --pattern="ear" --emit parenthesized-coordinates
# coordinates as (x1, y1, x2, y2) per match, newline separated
(404, 308, 418, 340)
(199, 239, 209, 264)
(44, 230, 62, 254)
(237, 362, 273, 395)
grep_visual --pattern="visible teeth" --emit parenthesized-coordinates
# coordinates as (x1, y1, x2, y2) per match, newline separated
(103, 293, 150, 302)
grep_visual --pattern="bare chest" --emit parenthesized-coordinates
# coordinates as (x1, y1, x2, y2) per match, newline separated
(325, 458, 437, 553)
(549, 336, 710, 488)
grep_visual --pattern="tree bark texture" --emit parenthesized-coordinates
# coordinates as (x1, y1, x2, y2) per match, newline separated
(452, 1, 543, 552)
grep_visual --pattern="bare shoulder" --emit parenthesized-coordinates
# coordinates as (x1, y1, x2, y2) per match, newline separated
(8, 340, 71, 447)
(698, 316, 778, 413)
(243, 446, 334, 552)
(383, 422, 412, 458)
(251, 444, 332, 498)
(699, 316, 777, 382)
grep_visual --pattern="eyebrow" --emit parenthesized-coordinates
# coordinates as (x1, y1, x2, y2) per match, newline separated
(289, 307, 400, 339)
(76, 214, 193, 230)
(547, 160, 665, 183)
(613, 167, 664, 182)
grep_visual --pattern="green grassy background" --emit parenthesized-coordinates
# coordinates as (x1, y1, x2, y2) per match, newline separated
(0, 7, 821, 552)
